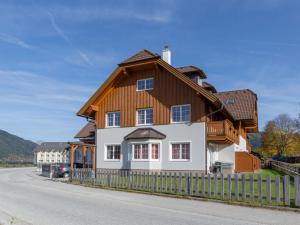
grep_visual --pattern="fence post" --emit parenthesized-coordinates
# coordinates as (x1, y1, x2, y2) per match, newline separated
(284, 175, 290, 206)
(208, 174, 211, 197)
(266, 175, 271, 203)
(188, 173, 193, 195)
(147, 171, 154, 191)
(154, 172, 158, 192)
(195, 173, 199, 196)
(242, 174, 246, 201)
(213, 174, 217, 197)
(151, 172, 155, 192)
(185, 173, 189, 195)
(295, 176, 299, 207)
(227, 174, 232, 200)
(164, 172, 167, 193)
(108, 172, 112, 187)
(134, 171, 138, 190)
(201, 173, 205, 196)
(234, 174, 239, 200)
(250, 174, 254, 202)
(275, 176, 280, 204)
(141, 171, 146, 191)
(159, 172, 163, 192)
(220, 174, 224, 199)
(174, 172, 177, 193)
(127, 171, 131, 189)
(258, 175, 262, 202)
(169, 172, 172, 194)
(179, 172, 182, 194)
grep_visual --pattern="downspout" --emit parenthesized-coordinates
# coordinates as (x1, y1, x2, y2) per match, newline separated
(204, 102, 224, 175)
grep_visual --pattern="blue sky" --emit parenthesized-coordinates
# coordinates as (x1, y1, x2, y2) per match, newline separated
(0, 0, 299, 142)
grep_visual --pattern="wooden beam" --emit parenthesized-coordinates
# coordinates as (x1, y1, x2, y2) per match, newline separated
(70, 144, 74, 170)
(82, 146, 87, 168)
(90, 105, 99, 112)
(92, 146, 96, 171)
(122, 68, 129, 76)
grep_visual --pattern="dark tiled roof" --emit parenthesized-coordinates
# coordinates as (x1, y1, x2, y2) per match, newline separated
(34, 142, 69, 152)
(176, 66, 207, 79)
(124, 128, 166, 140)
(202, 82, 217, 93)
(119, 49, 160, 65)
(214, 89, 257, 121)
(74, 122, 95, 139)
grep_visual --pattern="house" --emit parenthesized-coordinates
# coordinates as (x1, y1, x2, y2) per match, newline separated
(34, 142, 69, 166)
(69, 47, 260, 174)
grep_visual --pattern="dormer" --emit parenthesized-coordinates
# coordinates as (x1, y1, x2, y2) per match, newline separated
(176, 65, 207, 86)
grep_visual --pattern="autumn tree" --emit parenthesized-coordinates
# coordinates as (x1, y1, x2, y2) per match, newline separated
(260, 121, 278, 157)
(273, 114, 296, 156)
(261, 114, 297, 157)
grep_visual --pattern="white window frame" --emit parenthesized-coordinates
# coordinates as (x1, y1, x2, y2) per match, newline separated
(136, 78, 154, 91)
(136, 108, 153, 126)
(128, 141, 161, 162)
(169, 141, 192, 161)
(106, 111, 120, 128)
(104, 144, 121, 161)
(170, 104, 191, 123)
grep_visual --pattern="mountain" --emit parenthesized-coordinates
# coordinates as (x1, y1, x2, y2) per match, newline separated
(0, 129, 38, 162)
(248, 133, 262, 152)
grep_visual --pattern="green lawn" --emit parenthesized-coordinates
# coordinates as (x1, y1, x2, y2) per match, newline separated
(252, 168, 286, 177)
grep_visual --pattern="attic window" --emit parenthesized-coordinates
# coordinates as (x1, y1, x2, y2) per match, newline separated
(137, 78, 154, 91)
(226, 98, 235, 105)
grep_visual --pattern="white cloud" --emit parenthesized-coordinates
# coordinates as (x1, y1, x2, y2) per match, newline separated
(0, 69, 93, 111)
(48, 12, 93, 67)
(0, 32, 33, 49)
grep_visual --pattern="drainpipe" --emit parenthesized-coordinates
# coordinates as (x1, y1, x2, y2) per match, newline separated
(205, 102, 224, 175)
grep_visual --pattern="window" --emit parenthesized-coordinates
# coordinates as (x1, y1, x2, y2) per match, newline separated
(105, 145, 121, 160)
(171, 104, 191, 123)
(131, 143, 160, 161)
(136, 78, 154, 91)
(106, 112, 120, 127)
(151, 144, 159, 160)
(170, 143, 190, 160)
(137, 108, 153, 125)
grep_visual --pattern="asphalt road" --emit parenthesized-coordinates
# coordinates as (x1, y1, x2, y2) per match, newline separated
(0, 168, 299, 225)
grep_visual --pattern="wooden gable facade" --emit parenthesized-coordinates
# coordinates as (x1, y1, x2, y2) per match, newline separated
(94, 65, 210, 129)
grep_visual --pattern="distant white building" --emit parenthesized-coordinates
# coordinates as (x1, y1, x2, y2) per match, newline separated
(34, 142, 69, 165)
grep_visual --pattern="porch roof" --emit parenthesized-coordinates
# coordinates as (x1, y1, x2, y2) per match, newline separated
(124, 128, 166, 140)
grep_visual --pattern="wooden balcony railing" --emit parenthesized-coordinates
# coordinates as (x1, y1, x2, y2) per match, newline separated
(207, 120, 239, 144)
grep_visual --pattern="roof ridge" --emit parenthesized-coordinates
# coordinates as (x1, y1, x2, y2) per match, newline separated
(216, 89, 255, 94)
(143, 49, 160, 57)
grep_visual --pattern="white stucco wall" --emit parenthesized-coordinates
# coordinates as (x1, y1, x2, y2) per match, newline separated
(96, 122, 206, 171)
(236, 135, 247, 152)
(36, 151, 69, 164)
(207, 143, 236, 172)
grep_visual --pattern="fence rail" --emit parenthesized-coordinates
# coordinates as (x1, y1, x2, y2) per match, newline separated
(269, 160, 300, 176)
(70, 169, 300, 207)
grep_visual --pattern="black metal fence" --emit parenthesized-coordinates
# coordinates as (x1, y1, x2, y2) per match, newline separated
(70, 169, 300, 208)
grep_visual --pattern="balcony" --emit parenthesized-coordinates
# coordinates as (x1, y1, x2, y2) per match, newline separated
(207, 120, 239, 144)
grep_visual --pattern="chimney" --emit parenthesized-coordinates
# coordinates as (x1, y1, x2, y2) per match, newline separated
(162, 46, 171, 64)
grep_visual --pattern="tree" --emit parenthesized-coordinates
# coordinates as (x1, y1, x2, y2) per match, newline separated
(273, 114, 296, 156)
(260, 114, 297, 157)
(296, 113, 300, 132)
(260, 121, 278, 157)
